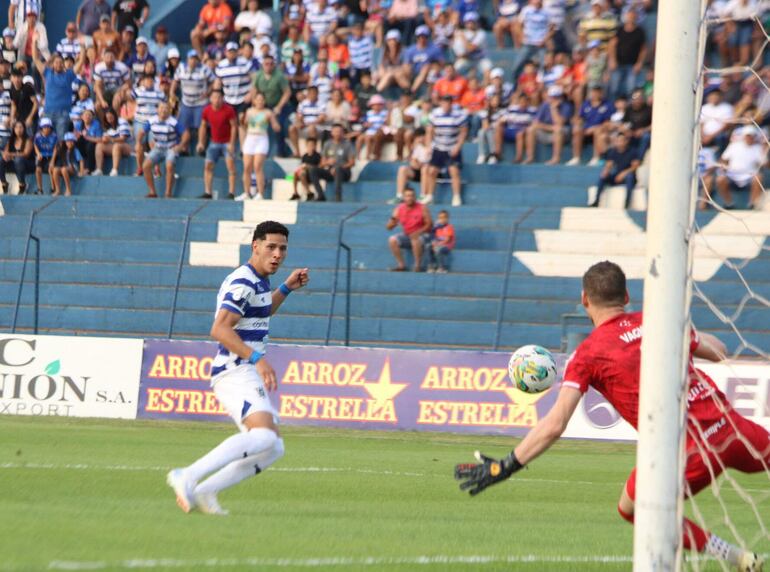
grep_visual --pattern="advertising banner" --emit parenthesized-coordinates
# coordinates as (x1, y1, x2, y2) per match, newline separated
(0, 334, 143, 419)
(137, 340, 641, 440)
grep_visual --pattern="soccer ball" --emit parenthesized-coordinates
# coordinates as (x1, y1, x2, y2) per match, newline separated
(508, 345, 558, 393)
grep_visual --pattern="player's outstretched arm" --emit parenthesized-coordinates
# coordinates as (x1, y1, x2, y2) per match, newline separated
(455, 387, 582, 496)
(693, 331, 727, 362)
(271, 268, 310, 315)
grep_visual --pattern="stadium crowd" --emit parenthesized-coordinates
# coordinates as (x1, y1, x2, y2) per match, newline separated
(0, 0, 766, 208)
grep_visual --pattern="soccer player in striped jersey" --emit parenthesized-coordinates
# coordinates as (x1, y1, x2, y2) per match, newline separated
(456, 261, 767, 572)
(215, 42, 255, 144)
(143, 101, 183, 198)
(128, 73, 166, 174)
(172, 50, 213, 155)
(423, 94, 468, 206)
(168, 221, 309, 516)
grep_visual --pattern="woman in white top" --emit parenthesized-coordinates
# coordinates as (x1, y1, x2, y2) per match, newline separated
(241, 91, 280, 200)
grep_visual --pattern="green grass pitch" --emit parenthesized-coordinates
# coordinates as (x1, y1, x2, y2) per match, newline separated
(0, 416, 766, 571)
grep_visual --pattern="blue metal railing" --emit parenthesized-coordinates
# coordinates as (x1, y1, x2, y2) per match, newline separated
(324, 206, 368, 346)
(493, 206, 536, 350)
(11, 197, 60, 334)
(167, 202, 210, 338)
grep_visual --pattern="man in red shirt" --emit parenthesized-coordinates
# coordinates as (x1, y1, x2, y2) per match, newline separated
(431, 63, 468, 105)
(386, 187, 432, 272)
(456, 261, 768, 571)
(196, 89, 237, 199)
(190, 0, 234, 54)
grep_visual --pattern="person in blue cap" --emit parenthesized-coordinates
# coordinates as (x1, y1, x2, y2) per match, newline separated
(33, 116, 57, 194)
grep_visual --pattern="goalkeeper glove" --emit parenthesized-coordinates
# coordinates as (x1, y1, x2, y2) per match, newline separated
(454, 450, 524, 496)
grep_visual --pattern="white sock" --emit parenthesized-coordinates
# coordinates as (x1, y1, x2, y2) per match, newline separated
(194, 438, 285, 496)
(185, 428, 278, 483)
(705, 534, 741, 566)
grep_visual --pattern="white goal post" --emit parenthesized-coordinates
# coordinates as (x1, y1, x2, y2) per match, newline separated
(634, 0, 706, 570)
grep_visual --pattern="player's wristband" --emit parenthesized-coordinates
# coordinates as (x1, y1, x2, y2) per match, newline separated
(248, 350, 264, 364)
(279, 283, 293, 296)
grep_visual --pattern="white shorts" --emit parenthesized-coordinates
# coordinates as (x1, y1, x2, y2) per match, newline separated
(213, 364, 279, 431)
(243, 134, 269, 156)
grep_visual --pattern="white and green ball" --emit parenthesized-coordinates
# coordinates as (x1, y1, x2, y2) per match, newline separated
(508, 345, 558, 393)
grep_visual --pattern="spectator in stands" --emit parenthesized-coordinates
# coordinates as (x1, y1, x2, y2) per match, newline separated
(577, 0, 618, 48)
(143, 101, 183, 198)
(191, 0, 234, 54)
(624, 88, 652, 160)
(493, 92, 537, 164)
(162, 48, 180, 81)
(196, 89, 237, 199)
(235, 0, 273, 38)
(253, 53, 290, 156)
(77, 0, 112, 36)
(13, 8, 48, 65)
(386, 186, 432, 272)
(2, 29, 17, 67)
(281, 23, 310, 63)
(9, 67, 36, 136)
(112, 0, 149, 33)
(94, 48, 131, 116)
(323, 87, 351, 137)
(33, 116, 55, 194)
(309, 56, 333, 105)
(93, 14, 120, 60)
(715, 126, 767, 209)
(33, 46, 85, 140)
(493, 0, 521, 48)
(0, 120, 32, 193)
(525, 85, 572, 165)
(116, 24, 137, 62)
(215, 41, 255, 145)
(172, 50, 213, 155)
(148, 25, 177, 71)
(387, 91, 415, 161)
(475, 93, 504, 164)
(326, 32, 350, 77)
(76, 108, 102, 173)
(428, 209, 455, 273)
(354, 69, 376, 112)
(590, 131, 639, 208)
(304, 0, 337, 48)
(0, 88, 11, 155)
(289, 136, 320, 201)
(51, 132, 84, 196)
(56, 22, 82, 61)
(723, 0, 759, 66)
(387, 0, 419, 45)
(289, 84, 323, 157)
(130, 73, 166, 172)
(310, 122, 355, 201)
(377, 29, 409, 92)
(126, 36, 155, 82)
(432, 62, 467, 105)
(357, 93, 389, 161)
(394, 126, 429, 202)
(607, 9, 647, 100)
(348, 20, 374, 85)
(452, 12, 491, 81)
(700, 87, 735, 151)
(241, 91, 280, 201)
(423, 93, 468, 206)
(94, 107, 131, 176)
(567, 85, 612, 166)
(510, 0, 553, 78)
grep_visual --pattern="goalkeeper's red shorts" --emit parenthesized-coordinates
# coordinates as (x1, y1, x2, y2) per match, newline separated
(625, 411, 770, 501)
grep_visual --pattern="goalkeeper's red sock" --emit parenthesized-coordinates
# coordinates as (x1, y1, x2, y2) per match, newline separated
(683, 518, 708, 551)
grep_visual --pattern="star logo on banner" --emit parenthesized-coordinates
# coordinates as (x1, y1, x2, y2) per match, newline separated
(362, 359, 407, 409)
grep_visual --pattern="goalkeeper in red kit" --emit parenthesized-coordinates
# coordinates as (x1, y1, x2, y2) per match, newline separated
(456, 261, 769, 571)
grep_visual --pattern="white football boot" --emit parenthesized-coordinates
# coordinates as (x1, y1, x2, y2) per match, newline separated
(166, 469, 195, 513)
(194, 492, 230, 516)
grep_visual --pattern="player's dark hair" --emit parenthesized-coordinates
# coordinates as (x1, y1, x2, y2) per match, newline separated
(438, 209, 449, 216)
(253, 221, 289, 242)
(582, 261, 627, 307)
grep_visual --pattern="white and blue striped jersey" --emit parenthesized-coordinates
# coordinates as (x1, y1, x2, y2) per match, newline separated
(55, 37, 81, 59)
(215, 56, 254, 107)
(133, 86, 166, 124)
(105, 117, 132, 141)
(148, 115, 180, 149)
(297, 97, 324, 126)
(349, 34, 374, 71)
(0, 91, 11, 139)
(210, 264, 272, 382)
(364, 108, 388, 134)
(429, 106, 468, 152)
(306, 5, 336, 39)
(94, 60, 131, 91)
(176, 62, 213, 108)
(519, 5, 551, 46)
(72, 97, 95, 117)
(10, 0, 40, 30)
(310, 67, 333, 104)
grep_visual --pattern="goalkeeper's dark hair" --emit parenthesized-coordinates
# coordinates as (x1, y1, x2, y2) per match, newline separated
(582, 261, 627, 307)
(253, 221, 289, 242)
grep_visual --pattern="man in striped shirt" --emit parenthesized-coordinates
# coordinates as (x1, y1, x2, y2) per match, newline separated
(143, 101, 184, 198)
(167, 221, 309, 516)
(423, 95, 468, 206)
(172, 50, 213, 155)
(348, 20, 374, 83)
(215, 41, 255, 143)
(94, 48, 131, 114)
(303, 0, 337, 48)
(130, 73, 166, 175)
(55, 23, 82, 60)
(289, 85, 324, 158)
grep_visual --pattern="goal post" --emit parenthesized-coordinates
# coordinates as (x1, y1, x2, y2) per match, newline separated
(634, 0, 706, 569)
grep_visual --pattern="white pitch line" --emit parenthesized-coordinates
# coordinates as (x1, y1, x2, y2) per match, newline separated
(42, 554, 637, 570)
